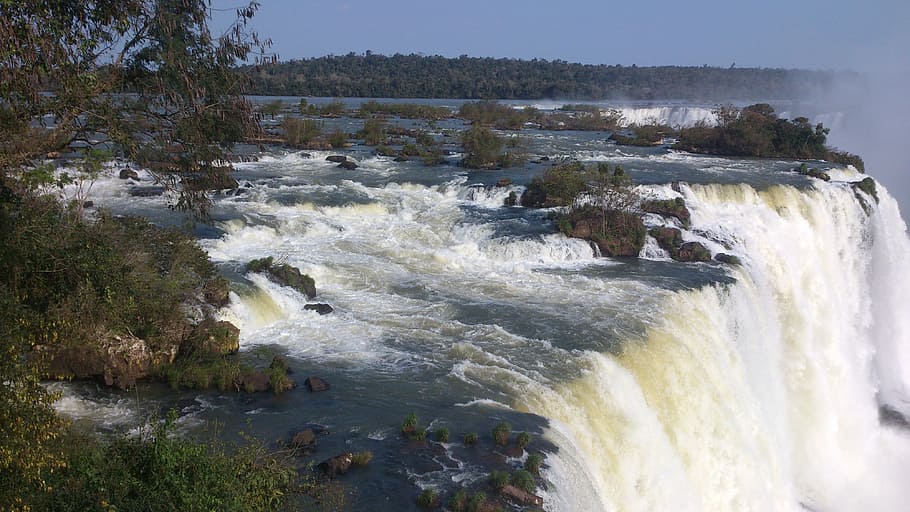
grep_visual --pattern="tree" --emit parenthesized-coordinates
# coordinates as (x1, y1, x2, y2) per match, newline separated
(0, 0, 273, 215)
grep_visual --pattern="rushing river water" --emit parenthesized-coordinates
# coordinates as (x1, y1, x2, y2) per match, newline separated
(56, 104, 910, 511)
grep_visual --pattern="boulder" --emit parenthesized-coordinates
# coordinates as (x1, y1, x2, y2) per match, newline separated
(649, 227, 683, 252)
(500, 485, 543, 507)
(235, 372, 270, 393)
(202, 277, 231, 308)
(82, 200, 94, 209)
(393, 156, 409, 162)
(504, 191, 518, 207)
(119, 168, 139, 180)
(714, 253, 742, 266)
(304, 303, 334, 315)
(305, 376, 330, 392)
(317, 453, 353, 478)
(187, 319, 240, 356)
(183, 170, 239, 191)
(853, 177, 878, 202)
(326, 155, 347, 163)
(42, 332, 178, 390)
(496, 178, 513, 187)
(247, 257, 317, 298)
(675, 241, 711, 262)
(560, 206, 646, 257)
(337, 160, 358, 170)
(289, 428, 317, 450)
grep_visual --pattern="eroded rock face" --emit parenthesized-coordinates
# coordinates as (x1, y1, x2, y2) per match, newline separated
(641, 198, 691, 227)
(188, 319, 240, 356)
(248, 257, 317, 298)
(675, 241, 711, 262)
(500, 484, 543, 507)
(42, 333, 178, 389)
(304, 303, 333, 315)
(560, 207, 646, 257)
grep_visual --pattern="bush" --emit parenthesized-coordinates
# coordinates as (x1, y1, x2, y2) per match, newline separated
(509, 469, 536, 493)
(401, 412, 418, 436)
(492, 421, 512, 447)
(351, 451, 373, 467)
(516, 431, 532, 450)
(520, 161, 588, 208)
(450, 489, 468, 512)
(489, 470, 509, 490)
(461, 125, 504, 169)
(282, 118, 322, 146)
(328, 130, 347, 148)
(357, 118, 386, 145)
(467, 492, 487, 512)
(434, 427, 450, 443)
(524, 453, 544, 474)
(463, 432, 479, 446)
(417, 488, 438, 508)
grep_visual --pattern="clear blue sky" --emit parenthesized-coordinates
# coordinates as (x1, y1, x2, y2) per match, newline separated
(211, 0, 910, 70)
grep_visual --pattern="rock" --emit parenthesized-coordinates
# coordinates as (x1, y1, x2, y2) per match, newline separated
(82, 200, 94, 209)
(41, 332, 178, 390)
(504, 191, 518, 207)
(187, 319, 240, 356)
(202, 277, 231, 308)
(393, 155, 409, 162)
(337, 160, 358, 170)
(304, 303, 333, 315)
(714, 253, 742, 265)
(268, 264, 317, 298)
(853, 177, 878, 202)
(495, 178, 513, 187)
(290, 428, 317, 450)
(500, 485, 543, 507)
(326, 155, 347, 163)
(317, 453, 353, 478)
(235, 372, 270, 393)
(560, 206, 646, 257)
(649, 227, 683, 252)
(298, 152, 312, 159)
(46, 151, 62, 159)
(675, 241, 711, 262)
(540, 156, 550, 162)
(183, 171, 239, 191)
(119, 168, 139, 180)
(269, 355, 290, 373)
(128, 186, 166, 197)
(641, 198, 691, 227)
(305, 376, 330, 392)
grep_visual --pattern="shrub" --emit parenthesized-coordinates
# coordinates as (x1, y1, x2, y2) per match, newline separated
(328, 130, 347, 148)
(450, 489, 468, 512)
(516, 431, 532, 450)
(467, 492, 487, 512)
(417, 488, 438, 508)
(412, 427, 427, 441)
(520, 161, 587, 208)
(401, 412, 418, 436)
(492, 421, 511, 447)
(489, 470, 509, 490)
(464, 432, 479, 446)
(351, 451, 373, 467)
(509, 469, 536, 493)
(524, 453, 544, 474)
(434, 427, 450, 443)
(282, 118, 322, 146)
(358, 118, 386, 145)
(461, 125, 504, 169)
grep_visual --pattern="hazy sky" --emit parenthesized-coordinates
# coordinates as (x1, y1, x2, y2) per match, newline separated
(212, 0, 910, 71)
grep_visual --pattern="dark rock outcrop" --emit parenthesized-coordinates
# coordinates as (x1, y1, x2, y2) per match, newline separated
(500, 485, 544, 507)
(559, 206, 646, 257)
(853, 177, 878, 202)
(648, 227, 711, 262)
(649, 227, 683, 252)
(119, 168, 139, 180)
(504, 191, 518, 207)
(675, 241, 711, 262)
(128, 186, 165, 197)
(496, 178, 513, 187)
(235, 372, 270, 393)
(641, 198, 691, 227)
(714, 253, 742, 266)
(289, 428, 317, 450)
(304, 303, 334, 315)
(326, 155, 347, 163)
(187, 319, 240, 356)
(318, 453, 353, 478)
(305, 376, 330, 392)
(247, 257, 316, 298)
(202, 277, 231, 308)
(337, 160, 358, 170)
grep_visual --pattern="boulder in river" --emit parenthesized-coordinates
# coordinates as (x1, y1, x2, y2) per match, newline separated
(337, 160, 358, 170)
(326, 155, 347, 163)
(317, 453, 353, 478)
(304, 303, 334, 315)
(119, 168, 139, 180)
(305, 376, 330, 392)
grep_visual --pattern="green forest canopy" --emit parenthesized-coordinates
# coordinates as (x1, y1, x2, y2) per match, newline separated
(244, 52, 854, 100)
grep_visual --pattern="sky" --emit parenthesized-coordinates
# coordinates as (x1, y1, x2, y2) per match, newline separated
(211, 0, 910, 71)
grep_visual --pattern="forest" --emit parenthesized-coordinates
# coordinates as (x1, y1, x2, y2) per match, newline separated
(245, 53, 849, 100)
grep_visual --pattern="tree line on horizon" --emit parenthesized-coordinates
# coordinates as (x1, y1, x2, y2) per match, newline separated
(244, 53, 852, 100)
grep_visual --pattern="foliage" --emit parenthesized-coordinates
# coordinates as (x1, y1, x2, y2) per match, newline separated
(245, 53, 846, 101)
(674, 104, 864, 169)
(402, 412, 419, 435)
(524, 453, 544, 475)
(260, 100, 284, 119)
(283, 118, 323, 146)
(467, 492, 487, 512)
(509, 470, 536, 494)
(0, 0, 272, 216)
(417, 488, 438, 508)
(328, 130, 348, 149)
(492, 421, 511, 447)
(521, 161, 589, 208)
(32, 411, 300, 512)
(357, 118, 387, 145)
(461, 125, 524, 169)
(464, 432, 479, 446)
(359, 101, 452, 121)
(459, 101, 536, 130)
(450, 489, 468, 512)
(489, 470, 509, 490)
(516, 431, 532, 450)
(351, 451, 373, 467)
(317, 100, 347, 117)
(435, 427, 450, 443)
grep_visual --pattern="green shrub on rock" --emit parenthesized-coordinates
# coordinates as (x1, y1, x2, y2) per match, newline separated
(464, 432, 479, 446)
(489, 470, 509, 490)
(509, 469, 536, 493)
(524, 453, 544, 474)
(492, 421, 511, 447)
(516, 431, 532, 450)
(435, 427, 450, 443)
(417, 488, 438, 508)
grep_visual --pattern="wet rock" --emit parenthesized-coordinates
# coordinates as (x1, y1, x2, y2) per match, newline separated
(247, 257, 317, 298)
(304, 303, 334, 315)
(495, 178, 513, 187)
(560, 206, 646, 257)
(305, 376, 330, 392)
(714, 253, 742, 266)
(853, 177, 878, 202)
(235, 372, 270, 393)
(82, 200, 94, 209)
(675, 241, 711, 262)
(289, 428, 317, 450)
(337, 160, 358, 170)
(187, 319, 240, 356)
(649, 227, 683, 252)
(202, 277, 231, 308)
(393, 155, 409, 162)
(326, 155, 347, 163)
(641, 198, 691, 227)
(504, 191, 518, 207)
(119, 168, 139, 180)
(128, 186, 166, 197)
(500, 485, 543, 507)
(317, 453, 353, 478)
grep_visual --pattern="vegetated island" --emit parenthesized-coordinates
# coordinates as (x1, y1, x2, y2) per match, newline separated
(245, 52, 852, 100)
